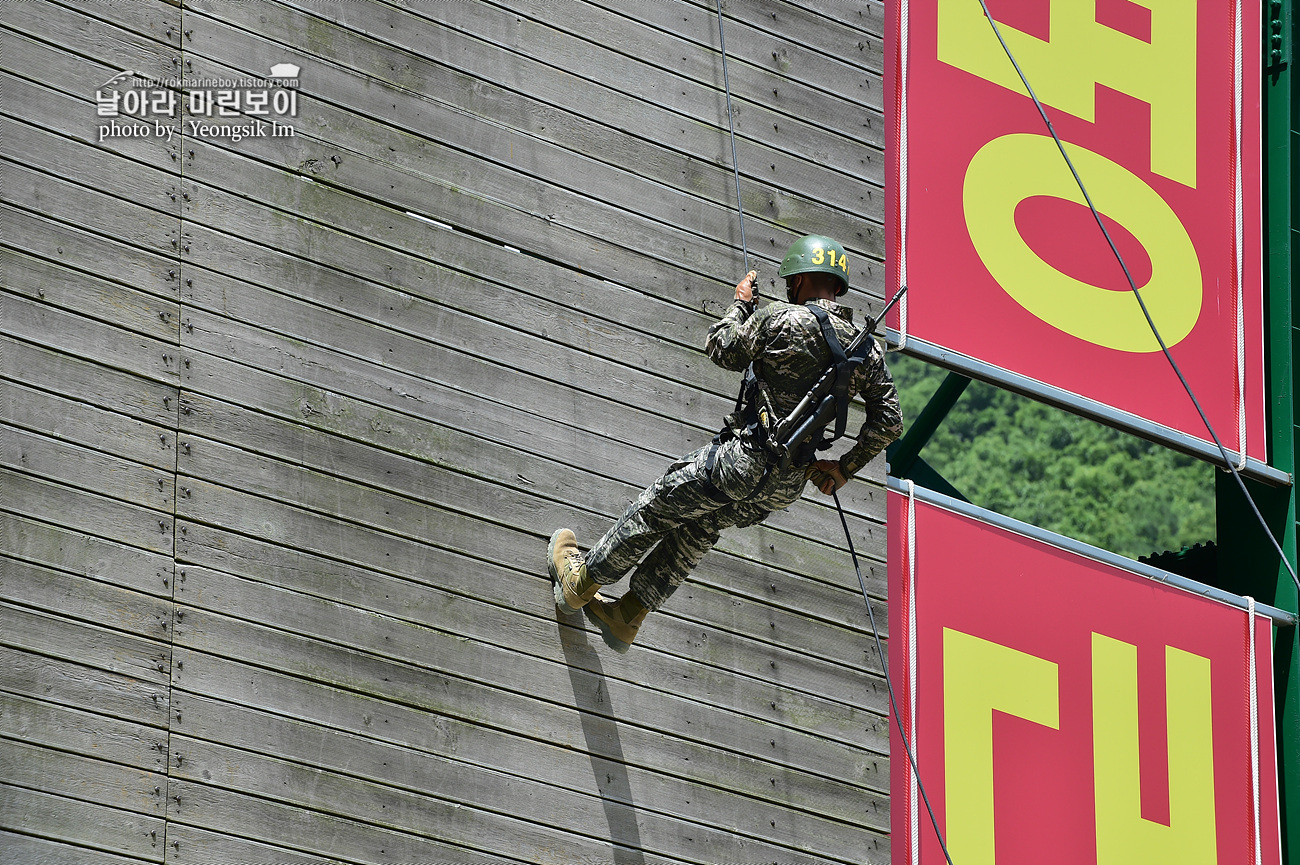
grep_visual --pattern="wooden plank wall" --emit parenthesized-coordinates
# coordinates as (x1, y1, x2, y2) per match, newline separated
(1, 1, 892, 862)
(1, 0, 183, 862)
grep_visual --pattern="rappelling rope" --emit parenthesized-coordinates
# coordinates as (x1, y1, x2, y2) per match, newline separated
(715, 0, 750, 277)
(1248, 595, 1263, 865)
(894, 0, 911, 352)
(714, 5, 1286, 862)
(834, 485, 955, 865)
(712, 6, 945, 857)
(712, 13, 940, 847)
(906, 478, 920, 865)
(973, 0, 1300, 596)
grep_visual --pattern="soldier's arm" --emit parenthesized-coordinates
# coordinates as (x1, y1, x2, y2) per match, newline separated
(705, 271, 767, 371)
(839, 345, 903, 479)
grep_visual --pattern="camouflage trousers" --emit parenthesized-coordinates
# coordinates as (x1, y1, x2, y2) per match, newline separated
(585, 436, 808, 612)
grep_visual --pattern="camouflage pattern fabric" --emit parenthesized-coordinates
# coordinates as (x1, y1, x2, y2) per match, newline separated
(584, 436, 806, 611)
(707, 297, 902, 478)
(584, 296, 901, 611)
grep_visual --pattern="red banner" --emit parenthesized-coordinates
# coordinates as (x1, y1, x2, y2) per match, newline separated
(887, 0, 1265, 466)
(888, 488, 1282, 865)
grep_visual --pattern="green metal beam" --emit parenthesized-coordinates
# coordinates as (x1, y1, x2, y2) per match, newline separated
(1264, 2, 1299, 859)
(886, 371, 971, 479)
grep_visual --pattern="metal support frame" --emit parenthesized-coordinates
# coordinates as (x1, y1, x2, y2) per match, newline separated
(887, 371, 971, 478)
(886, 330, 1293, 486)
(1216, 3, 1298, 859)
(891, 476, 1296, 625)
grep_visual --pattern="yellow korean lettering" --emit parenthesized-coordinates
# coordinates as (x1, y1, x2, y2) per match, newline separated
(944, 628, 1060, 865)
(1092, 634, 1217, 864)
(963, 133, 1202, 351)
(938, 0, 1197, 187)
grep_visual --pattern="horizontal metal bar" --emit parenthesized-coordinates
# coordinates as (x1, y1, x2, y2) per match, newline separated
(886, 331, 1293, 488)
(887, 475, 1296, 625)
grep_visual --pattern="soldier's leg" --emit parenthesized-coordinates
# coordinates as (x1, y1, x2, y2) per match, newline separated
(627, 517, 725, 612)
(586, 512, 730, 653)
(627, 493, 788, 610)
(581, 441, 780, 652)
(584, 445, 729, 587)
(586, 500, 764, 652)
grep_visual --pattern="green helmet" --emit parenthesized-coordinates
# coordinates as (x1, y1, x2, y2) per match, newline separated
(778, 234, 849, 297)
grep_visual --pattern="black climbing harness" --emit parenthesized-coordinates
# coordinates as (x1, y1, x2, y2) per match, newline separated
(771, 303, 875, 470)
(697, 360, 776, 503)
(699, 285, 908, 504)
(709, 303, 864, 472)
(772, 285, 907, 467)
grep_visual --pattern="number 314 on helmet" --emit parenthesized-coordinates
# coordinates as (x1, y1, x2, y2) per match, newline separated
(777, 234, 850, 297)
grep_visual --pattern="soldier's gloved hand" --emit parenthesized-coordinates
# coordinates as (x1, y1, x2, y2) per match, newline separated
(805, 460, 847, 496)
(734, 270, 757, 303)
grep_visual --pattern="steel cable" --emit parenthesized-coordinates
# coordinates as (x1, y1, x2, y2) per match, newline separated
(715, 0, 750, 277)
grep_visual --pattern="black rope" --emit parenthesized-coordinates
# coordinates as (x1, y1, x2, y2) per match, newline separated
(834, 489, 955, 865)
(715, 0, 751, 278)
(973, 0, 1300, 597)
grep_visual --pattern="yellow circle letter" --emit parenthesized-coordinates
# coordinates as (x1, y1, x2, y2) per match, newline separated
(963, 134, 1201, 352)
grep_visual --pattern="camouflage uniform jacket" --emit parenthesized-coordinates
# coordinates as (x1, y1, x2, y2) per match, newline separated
(705, 297, 902, 478)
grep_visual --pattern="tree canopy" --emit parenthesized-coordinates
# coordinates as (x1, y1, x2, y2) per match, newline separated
(887, 354, 1217, 560)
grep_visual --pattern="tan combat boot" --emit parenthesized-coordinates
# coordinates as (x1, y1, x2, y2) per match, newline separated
(549, 529, 599, 613)
(584, 591, 649, 654)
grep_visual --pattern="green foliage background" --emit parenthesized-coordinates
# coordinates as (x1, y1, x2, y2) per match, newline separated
(887, 354, 1217, 560)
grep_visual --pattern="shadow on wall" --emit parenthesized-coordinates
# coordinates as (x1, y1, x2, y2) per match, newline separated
(556, 610, 647, 865)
